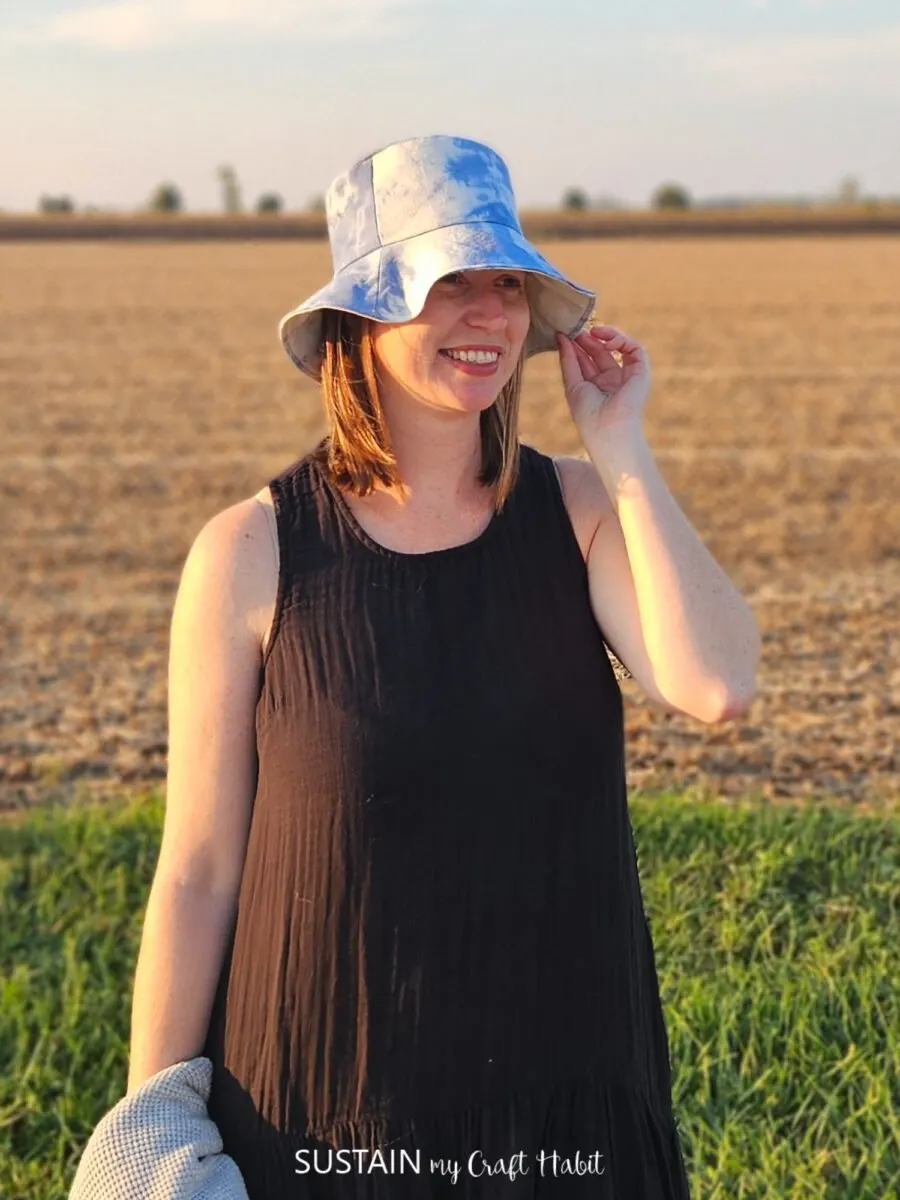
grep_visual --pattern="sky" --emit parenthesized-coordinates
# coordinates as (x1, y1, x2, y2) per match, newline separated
(1, 0, 898, 213)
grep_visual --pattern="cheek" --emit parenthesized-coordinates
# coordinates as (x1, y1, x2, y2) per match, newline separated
(373, 329, 434, 376)
(373, 330, 406, 365)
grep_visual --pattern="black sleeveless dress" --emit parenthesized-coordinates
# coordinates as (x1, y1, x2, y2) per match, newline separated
(202, 436, 692, 1198)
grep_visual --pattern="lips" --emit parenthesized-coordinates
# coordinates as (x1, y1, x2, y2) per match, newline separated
(439, 350, 501, 376)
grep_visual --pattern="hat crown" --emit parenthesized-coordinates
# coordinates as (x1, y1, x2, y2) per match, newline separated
(325, 135, 523, 275)
(278, 132, 596, 382)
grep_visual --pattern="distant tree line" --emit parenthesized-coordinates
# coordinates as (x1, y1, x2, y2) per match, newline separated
(558, 174, 882, 212)
(562, 183, 692, 211)
(31, 172, 891, 215)
(36, 182, 694, 214)
(38, 195, 76, 214)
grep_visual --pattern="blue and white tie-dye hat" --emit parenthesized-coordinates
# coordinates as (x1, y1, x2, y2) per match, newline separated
(278, 134, 597, 382)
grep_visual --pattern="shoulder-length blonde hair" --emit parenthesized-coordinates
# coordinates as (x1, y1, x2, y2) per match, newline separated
(308, 309, 526, 512)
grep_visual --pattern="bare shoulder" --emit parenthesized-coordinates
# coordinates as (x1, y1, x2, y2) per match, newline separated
(551, 454, 615, 563)
(190, 488, 279, 655)
(252, 483, 278, 550)
(249, 486, 280, 654)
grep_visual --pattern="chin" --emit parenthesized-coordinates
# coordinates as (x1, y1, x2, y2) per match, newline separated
(448, 390, 502, 413)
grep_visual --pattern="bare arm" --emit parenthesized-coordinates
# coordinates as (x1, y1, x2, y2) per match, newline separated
(126, 496, 277, 1094)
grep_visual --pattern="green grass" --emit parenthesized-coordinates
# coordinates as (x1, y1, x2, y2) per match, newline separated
(1, 787, 898, 1199)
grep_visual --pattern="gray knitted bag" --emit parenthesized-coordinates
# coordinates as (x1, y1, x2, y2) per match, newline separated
(68, 1056, 250, 1200)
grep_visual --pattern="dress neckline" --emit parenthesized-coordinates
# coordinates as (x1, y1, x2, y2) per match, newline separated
(312, 442, 524, 563)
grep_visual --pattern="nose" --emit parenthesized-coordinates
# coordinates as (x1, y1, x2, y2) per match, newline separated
(463, 287, 507, 327)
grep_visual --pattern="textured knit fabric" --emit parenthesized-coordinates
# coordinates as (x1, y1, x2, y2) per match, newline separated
(201, 436, 692, 1198)
(68, 1056, 249, 1199)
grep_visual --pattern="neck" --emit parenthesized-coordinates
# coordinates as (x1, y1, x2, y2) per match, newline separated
(372, 402, 488, 508)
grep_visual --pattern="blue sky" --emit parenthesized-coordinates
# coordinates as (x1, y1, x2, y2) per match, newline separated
(1, 0, 898, 212)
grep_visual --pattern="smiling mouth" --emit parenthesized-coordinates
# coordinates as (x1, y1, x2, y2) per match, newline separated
(439, 351, 502, 375)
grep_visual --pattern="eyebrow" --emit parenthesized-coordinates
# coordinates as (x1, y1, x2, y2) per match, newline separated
(449, 270, 525, 278)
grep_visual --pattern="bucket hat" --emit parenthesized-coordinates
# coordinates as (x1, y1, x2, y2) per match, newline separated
(279, 134, 597, 382)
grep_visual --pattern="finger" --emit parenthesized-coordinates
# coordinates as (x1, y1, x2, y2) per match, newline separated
(590, 325, 630, 340)
(590, 331, 645, 364)
(574, 331, 619, 372)
(572, 334, 595, 361)
(574, 347, 622, 393)
(572, 339, 601, 379)
(590, 326, 636, 350)
(556, 333, 585, 392)
(593, 332, 632, 350)
(575, 331, 619, 367)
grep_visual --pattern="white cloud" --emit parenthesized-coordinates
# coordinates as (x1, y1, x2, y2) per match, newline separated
(3, 0, 416, 51)
(649, 23, 900, 97)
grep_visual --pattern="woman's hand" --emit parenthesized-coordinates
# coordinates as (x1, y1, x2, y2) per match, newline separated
(556, 325, 652, 436)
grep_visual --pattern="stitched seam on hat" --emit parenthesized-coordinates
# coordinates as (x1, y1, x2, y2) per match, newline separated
(371, 157, 383, 305)
(340, 217, 526, 275)
(380, 216, 522, 253)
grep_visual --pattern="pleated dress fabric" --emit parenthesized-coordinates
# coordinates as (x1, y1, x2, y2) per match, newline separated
(202, 436, 692, 1198)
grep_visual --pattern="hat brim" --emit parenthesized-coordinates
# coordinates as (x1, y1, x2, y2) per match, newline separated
(278, 220, 596, 382)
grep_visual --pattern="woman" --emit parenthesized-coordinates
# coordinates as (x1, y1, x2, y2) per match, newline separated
(126, 134, 759, 1197)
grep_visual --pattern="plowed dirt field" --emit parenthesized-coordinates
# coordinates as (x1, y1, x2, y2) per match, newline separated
(2, 238, 898, 813)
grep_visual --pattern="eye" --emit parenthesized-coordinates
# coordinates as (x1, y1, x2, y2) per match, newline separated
(439, 272, 524, 288)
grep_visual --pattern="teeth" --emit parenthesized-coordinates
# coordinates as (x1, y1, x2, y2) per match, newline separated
(445, 349, 500, 363)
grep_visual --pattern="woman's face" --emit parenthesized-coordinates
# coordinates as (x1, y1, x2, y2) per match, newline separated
(367, 268, 530, 414)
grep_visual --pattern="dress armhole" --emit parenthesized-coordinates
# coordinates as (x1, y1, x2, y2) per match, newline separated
(260, 478, 290, 670)
(546, 452, 632, 683)
(546, 453, 589, 571)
